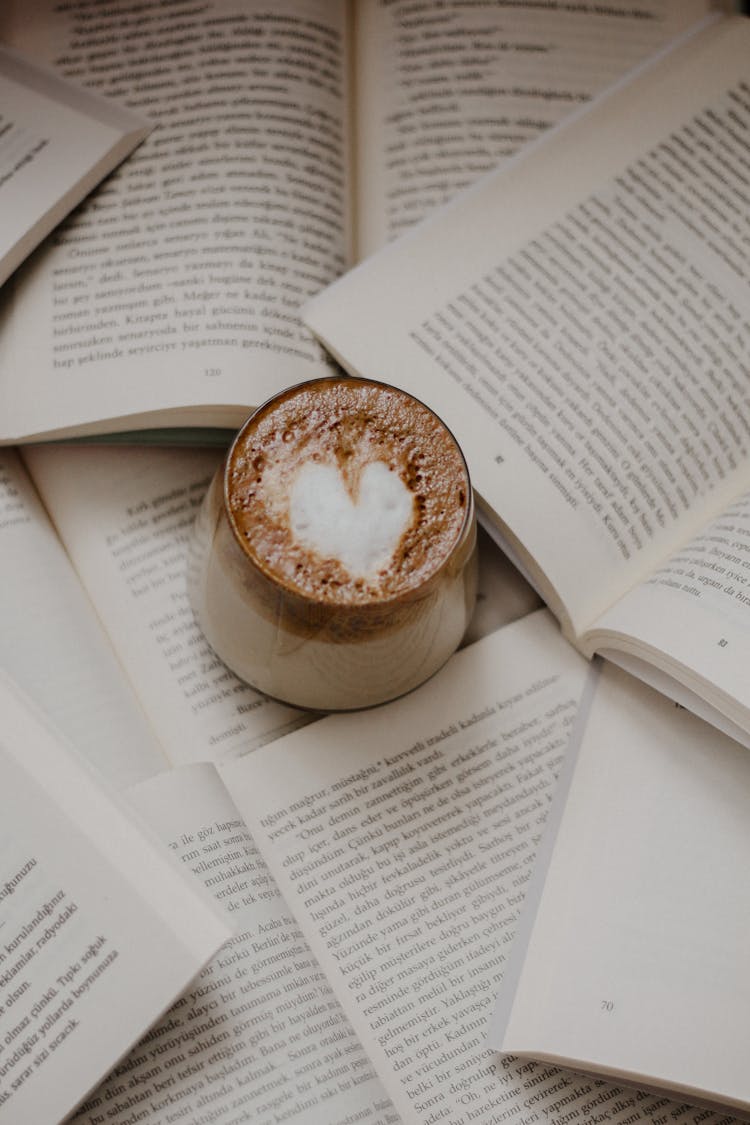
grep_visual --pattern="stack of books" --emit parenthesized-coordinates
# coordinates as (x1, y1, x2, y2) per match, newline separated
(1, 3, 748, 1123)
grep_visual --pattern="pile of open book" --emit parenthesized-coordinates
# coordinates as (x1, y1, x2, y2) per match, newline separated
(1, 3, 749, 1124)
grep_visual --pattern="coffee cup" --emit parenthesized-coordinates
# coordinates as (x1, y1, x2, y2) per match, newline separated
(188, 375, 477, 711)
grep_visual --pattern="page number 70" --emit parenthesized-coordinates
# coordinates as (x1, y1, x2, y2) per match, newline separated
(601, 999, 615, 1012)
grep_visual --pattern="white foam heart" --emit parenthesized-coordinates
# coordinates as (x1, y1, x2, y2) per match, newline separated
(289, 461, 414, 578)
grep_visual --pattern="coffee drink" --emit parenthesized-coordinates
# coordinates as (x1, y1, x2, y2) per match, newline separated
(189, 376, 477, 710)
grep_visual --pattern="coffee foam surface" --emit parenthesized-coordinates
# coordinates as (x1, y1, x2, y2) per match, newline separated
(226, 378, 470, 604)
(289, 461, 415, 578)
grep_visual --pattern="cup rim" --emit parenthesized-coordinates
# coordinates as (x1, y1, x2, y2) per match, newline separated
(222, 373, 476, 609)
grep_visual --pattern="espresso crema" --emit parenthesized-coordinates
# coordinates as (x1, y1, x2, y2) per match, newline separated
(189, 376, 477, 710)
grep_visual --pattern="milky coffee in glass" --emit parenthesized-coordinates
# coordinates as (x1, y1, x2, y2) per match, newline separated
(188, 376, 477, 711)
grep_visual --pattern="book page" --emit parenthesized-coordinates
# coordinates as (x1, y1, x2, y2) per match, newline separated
(353, 0, 712, 256)
(0, 0, 351, 440)
(0, 675, 231, 1125)
(22, 443, 309, 769)
(0, 1, 713, 442)
(490, 662, 750, 1114)
(224, 616, 740, 1124)
(0, 449, 165, 788)
(74, 762, 399, 1125)
(216, 612, 701, 1125)
(589, 489, 750, 736)
(22, 441, 539, 767)
(305, 17, 750, 641)
(0, 46, 149, 286)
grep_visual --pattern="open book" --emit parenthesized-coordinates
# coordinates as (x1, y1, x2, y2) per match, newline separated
(0, 439, 537, 1125)
(218, 619, 745, 1125)
(0, 671, 231, 1125)
(0, 46, 149, 287)
(6, 441, 535, 783)
(489, 661, 750, 1114)
(0, 0, 710, 441)
(2, 442, 736, 1123)
(304, 13, 750, 746)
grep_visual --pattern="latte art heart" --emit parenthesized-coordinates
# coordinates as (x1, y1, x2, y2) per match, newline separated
(289, 461, 415, 578)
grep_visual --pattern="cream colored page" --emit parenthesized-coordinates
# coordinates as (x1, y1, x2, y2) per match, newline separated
(0, 449, 165, 787)
(306, 18, 750, 641)
(0, 48, 147, 285)
(216, 613, 700, 1125)
(491, 663, 750, 1113)
(589, 490, 750, 733)
(22, 443, 306, 769)
(0, 0, 350, 440)
(354, 0, 711, 256)
(0, 676, 231, 1125)
(75, 762, 399, 1125)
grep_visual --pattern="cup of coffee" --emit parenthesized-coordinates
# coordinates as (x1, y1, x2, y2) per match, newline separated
(188, 375, 477, 711)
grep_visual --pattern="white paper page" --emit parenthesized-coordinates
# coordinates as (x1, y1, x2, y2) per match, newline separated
(0, 675, 231, 1125)
(305, 17, 750, 641)
(0, 449, 165, 788)
(216, 612, 706, 1125)
(353, 0, 712, 255)
(22, 443, 308, 769)
(599, 649, 750, 755)
(75, 762, 400, 1125)
(0, 46, 149, 286)
(0, 0, 350, 440)
(588, 490, 750, 735)
(0, 1, 712, 442)
(490, 662, 750, 1114)
(225, 617, 741, 1124)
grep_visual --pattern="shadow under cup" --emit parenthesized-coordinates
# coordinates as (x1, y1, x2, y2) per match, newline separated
(188, 377, 478, 712)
